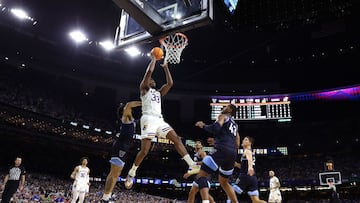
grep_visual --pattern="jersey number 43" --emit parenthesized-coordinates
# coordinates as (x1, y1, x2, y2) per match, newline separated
(229, 123, 237, 137)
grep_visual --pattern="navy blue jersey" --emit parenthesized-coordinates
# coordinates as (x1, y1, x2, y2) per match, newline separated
(239, 149, 256, 175)
(116, 120, 135, 151)
(193, 151, 203, 162)
(214, 115, 238, 151)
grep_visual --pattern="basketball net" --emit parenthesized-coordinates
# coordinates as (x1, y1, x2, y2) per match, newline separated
(159, 33, 188, 64)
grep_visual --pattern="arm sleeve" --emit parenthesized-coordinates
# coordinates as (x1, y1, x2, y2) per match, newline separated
(203, 122, 221, 134)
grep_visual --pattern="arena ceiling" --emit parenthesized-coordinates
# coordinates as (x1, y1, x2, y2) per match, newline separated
(0, 0, 359, 95)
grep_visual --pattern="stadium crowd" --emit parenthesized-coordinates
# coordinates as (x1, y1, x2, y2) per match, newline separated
(1, 172, 359, 203)
(0, 66, 116, 132)
(0, 173, 182, 203)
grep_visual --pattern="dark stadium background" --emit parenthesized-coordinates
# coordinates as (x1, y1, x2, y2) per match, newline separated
(0, 0, 359, 202)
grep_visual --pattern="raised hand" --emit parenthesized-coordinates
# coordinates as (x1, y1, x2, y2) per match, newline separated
(195, 121, 205, 128)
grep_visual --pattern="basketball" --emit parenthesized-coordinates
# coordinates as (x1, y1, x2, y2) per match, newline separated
(151, 47, 164, 60)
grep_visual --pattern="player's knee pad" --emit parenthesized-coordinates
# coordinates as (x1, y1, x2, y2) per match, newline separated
(195, 177, 209, 189)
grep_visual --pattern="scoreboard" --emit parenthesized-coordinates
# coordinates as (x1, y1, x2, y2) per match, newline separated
(210, 95, 292, 121)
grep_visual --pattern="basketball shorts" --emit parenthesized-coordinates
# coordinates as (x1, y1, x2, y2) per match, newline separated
(201, 148, 237, 178)
(140, 115, 173, 139)
(110, 140, 131, 167)
(269, 190, 282, 202)
(72, 181, 88, 193)
(237, 173, 259, 195)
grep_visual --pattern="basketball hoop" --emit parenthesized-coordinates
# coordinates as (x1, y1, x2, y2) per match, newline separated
(159, 32, 188, 64)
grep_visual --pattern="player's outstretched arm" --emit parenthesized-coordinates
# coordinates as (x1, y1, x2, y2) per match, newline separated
(140, 55, 157, 96)
(122, 101, 142, 123)
(195, 114, 226, 134)
(158, 62, 173, 96)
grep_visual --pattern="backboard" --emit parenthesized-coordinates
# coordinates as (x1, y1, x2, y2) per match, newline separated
(112, 0, 214, 49)
(319, 171, 342, 186)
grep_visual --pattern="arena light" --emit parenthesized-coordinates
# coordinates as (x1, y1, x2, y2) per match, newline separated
(10, 8, 32, 20)
(125, 46, 141, 57)
(99, 40, 115, 51)
(105, 131, 112, 135)
(172, 13, 183, 20)
(69, 30, 88, 43)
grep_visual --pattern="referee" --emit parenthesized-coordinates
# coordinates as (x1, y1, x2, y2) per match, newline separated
(1, 156, 26, 203)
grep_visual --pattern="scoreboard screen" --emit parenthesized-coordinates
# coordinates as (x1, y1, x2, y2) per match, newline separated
(210, 95, 292, 121)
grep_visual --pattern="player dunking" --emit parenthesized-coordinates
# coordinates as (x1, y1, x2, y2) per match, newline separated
(70, 157, 90, 203)
(101, 101, 141, 202)
(268, 170, 282, 203)
(125, 54, 196, 189)
(193, 104, 240, 203)
(232, 137, 266, 203)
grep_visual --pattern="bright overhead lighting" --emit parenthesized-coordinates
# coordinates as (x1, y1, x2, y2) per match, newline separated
(125, 46, 141, 57)
(11, 8, 32, 20)
(172, 13, 182, 20)
(69, 30, 88, 43)
(99, 40, 115, 51)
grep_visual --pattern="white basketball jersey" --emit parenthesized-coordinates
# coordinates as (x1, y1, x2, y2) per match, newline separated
(75, 166, 89, 184)
(141, 88, 162, 117)
(270, 176, 280, 192)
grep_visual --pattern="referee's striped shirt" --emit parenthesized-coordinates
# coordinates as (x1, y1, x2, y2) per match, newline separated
(7, 165, 26, 183)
